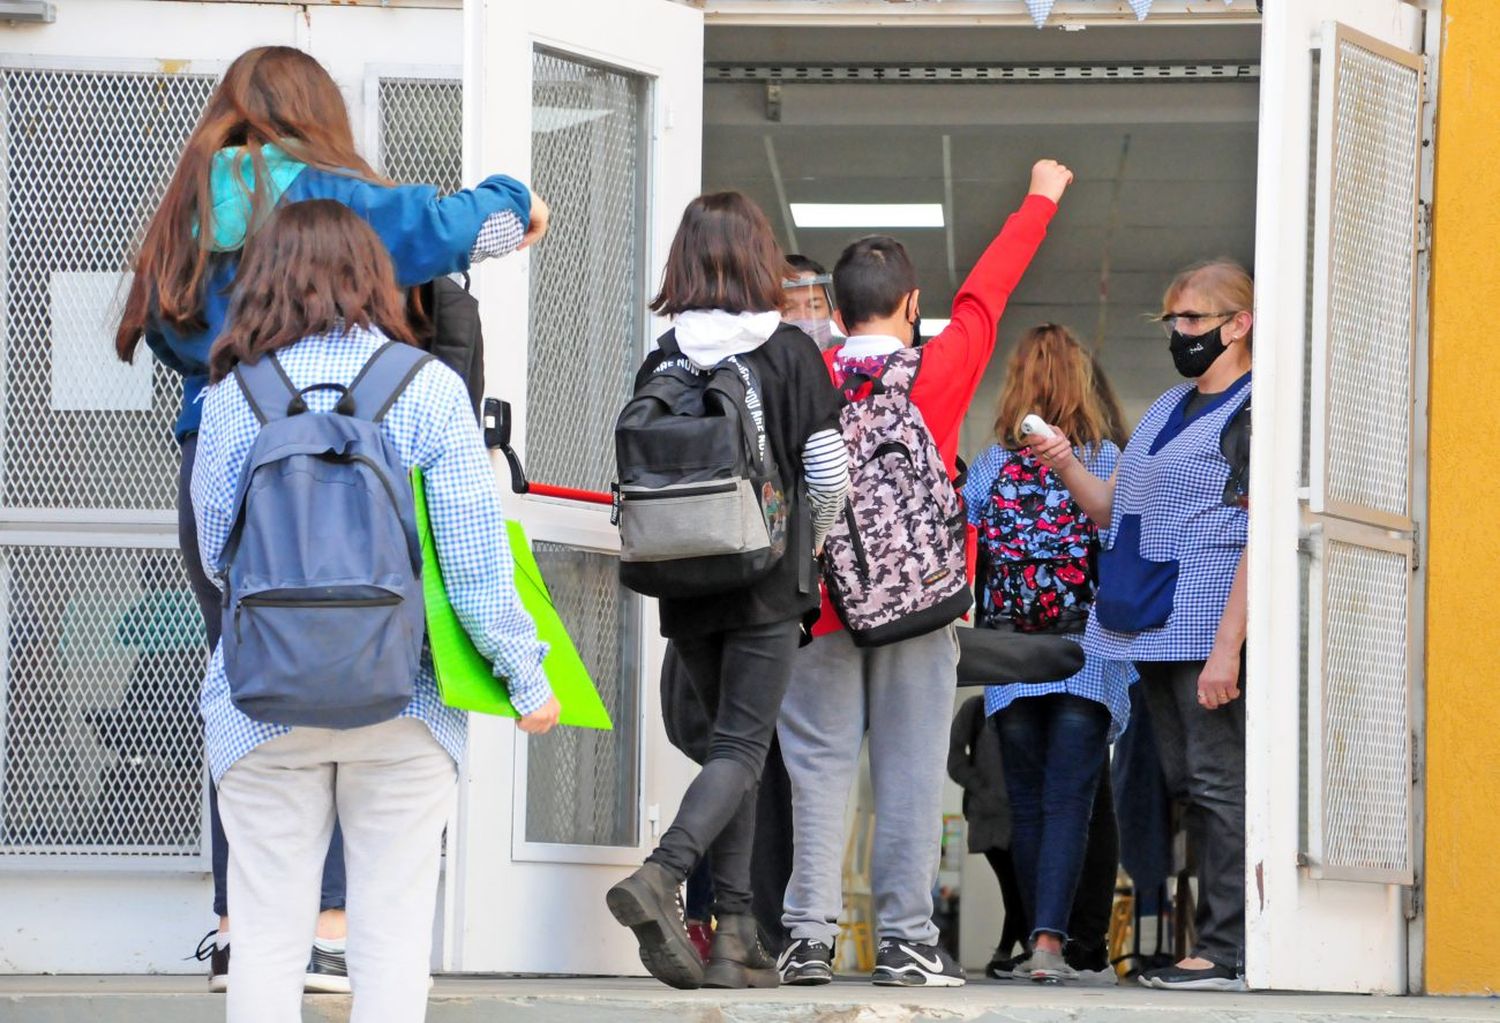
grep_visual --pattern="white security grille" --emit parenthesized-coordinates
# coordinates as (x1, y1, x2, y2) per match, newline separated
(0, 67, 216, 514)
(0, 543, 206, 856)
(1318, 37, 1421, 524)
(524, 544, 639, 847)
(0, 64, 217, 865)
(1320, 538, 1410, 877)
(376, 76, 463, 193)
(526, 50, 647, 494)
(1302, 25, 1422, 886)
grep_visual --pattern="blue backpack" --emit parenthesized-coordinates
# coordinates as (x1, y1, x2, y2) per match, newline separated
(217, 341, 433, 728)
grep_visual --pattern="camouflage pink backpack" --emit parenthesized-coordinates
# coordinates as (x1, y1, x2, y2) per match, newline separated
(822, 347, 972, 647)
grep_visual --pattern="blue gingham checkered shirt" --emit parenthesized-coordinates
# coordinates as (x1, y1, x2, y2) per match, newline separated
(1084, 377, 1251, 664)
(190, 321, 550, 781)
(964, 442, 1136, 741)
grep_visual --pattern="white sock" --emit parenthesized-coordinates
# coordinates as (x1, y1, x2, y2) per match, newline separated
(313, 935, 346, 954)
(216, 930, 231, 950)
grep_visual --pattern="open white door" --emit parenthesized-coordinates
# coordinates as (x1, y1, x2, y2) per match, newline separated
(1247, 0, 1429, 994)
(448, 0, 702, 975)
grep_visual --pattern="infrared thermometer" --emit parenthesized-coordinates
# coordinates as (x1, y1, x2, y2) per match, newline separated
(1021, 414, 1055, 440)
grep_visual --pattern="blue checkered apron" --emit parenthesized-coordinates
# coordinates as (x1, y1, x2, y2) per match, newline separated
(1084, 375, 1250, 663)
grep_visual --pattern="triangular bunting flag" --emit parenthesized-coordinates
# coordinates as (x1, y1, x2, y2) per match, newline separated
(1129, 0, 1153, 19)
(1025, 0, 1057, 29)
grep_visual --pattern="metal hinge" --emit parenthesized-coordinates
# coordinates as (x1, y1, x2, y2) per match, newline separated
(1411, 731, 1422, 784)
(1411, 521, 1421, 571)
(1417, 200, 1433, 253)
(1403, 882, 1423, 921)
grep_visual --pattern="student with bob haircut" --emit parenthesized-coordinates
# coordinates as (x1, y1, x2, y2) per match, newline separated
(606, 191, 849, 991)
(191, 199, 556, 1021)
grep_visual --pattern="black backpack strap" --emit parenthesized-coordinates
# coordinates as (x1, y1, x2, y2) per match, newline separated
(342, 341, 435, 423)
(233, 354, 301, 425)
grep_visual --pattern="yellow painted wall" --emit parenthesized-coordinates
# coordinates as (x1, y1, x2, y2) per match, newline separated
(1426, 0, 1500, 996)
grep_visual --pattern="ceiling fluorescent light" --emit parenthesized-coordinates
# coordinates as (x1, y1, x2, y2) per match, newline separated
(790, 203, 945, 229)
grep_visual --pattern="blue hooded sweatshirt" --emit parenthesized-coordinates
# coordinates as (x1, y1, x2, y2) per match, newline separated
(145, 144, 531, 441)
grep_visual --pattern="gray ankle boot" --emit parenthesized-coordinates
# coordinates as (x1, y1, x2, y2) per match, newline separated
(703, 913, 780, 989)
(606, 862, 704, 990)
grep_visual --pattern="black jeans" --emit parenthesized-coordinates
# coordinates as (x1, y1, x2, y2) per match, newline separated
(180, 436, 346, 918)
(647, 618, 800, 917)
(1136, 659, 1246, 971)
(997, 694, 1111, 941)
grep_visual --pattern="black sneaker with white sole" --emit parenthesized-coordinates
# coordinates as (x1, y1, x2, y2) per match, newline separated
(193, 930, 229, 993)
(305, 943, 351, 994)
(1141, 960, 1246, 992)
(872, 940, 966, 987)
(777, 938, 834, 985)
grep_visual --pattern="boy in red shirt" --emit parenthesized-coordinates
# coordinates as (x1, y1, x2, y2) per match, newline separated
(775, 160, 1073, 988)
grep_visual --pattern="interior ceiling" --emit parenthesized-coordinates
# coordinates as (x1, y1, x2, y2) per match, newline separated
(702, 24, 1261, 440)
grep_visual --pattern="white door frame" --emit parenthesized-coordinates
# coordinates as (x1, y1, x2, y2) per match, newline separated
(1246, 0, 1425, 994)
(452, 0, 702, 975)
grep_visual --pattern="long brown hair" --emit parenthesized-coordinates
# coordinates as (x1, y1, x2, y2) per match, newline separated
(115, 46, 383, 362)
(208, 200, 415, 383)
(651, 192, 785, 317)
(993, 323, 1128, 451)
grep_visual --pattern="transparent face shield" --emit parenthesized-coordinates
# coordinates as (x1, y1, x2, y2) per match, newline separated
(782, 272, 839, 351)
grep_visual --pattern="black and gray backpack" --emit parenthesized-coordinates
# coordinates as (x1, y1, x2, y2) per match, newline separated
(612, 331, 789, 598)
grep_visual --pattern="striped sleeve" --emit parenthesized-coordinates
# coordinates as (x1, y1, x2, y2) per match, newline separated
(801, 427, 850, 549)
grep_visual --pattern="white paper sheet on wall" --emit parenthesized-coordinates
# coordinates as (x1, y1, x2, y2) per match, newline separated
(50, 271, 154, 412)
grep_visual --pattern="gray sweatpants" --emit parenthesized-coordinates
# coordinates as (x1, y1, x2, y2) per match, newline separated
(778, 624, 959, 945)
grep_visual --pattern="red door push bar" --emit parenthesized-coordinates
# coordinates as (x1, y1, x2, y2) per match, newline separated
(483, 399, 614, 506)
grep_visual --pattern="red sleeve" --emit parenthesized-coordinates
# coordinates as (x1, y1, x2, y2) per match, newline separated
(913, 193, 1057, 470)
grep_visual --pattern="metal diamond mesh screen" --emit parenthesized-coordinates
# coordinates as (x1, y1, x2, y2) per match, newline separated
(0, 544, 206, 856)
(0, 68, 216, 513)
(1320, 539, 1410, 877)
(527, 51, 646, 493)
(377, 77, 462, 193)
(1323, 40, 1420, 520)
(525, 544, 639, 847)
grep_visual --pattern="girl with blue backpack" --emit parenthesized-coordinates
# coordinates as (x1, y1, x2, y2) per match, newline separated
(112, 45, 549, 994)
(963, 323, 1135, 985)
(190, 199, 556, 1021)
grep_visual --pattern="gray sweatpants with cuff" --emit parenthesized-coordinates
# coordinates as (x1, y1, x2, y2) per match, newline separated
(778, 624, 959, 946)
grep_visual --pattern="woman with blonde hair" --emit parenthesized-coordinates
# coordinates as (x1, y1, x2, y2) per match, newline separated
(1030, 260, 1253, 991)
(963, 323, 1135, 985)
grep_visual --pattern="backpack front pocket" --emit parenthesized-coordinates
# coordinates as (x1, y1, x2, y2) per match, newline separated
(618, 480, 771, 562)
(227, 584, 418, 728)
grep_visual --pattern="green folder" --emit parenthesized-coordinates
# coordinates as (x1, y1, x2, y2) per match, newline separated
(411, 467, 612, 730)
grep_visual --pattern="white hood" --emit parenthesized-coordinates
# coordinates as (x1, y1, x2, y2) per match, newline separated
(671, 309, 782, 369)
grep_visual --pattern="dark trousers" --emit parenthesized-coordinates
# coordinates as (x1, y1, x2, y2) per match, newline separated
(1136, 659, 1246, 971)
(647, 618, 800, 917)
(180, 436, 346, 918)
(996, 694, 1111, 941)
(981, 848, 1029, 959)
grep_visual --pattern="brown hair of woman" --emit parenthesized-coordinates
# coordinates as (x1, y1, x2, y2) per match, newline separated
(993, 323, 1128, 451)
(651, 191, 786, 317)
(208, 200, 415, 383)
(116, 46, 384, 361)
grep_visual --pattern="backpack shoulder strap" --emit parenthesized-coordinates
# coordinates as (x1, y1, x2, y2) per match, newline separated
(342, 341, 435, 423)
(233, 354, 300, 425)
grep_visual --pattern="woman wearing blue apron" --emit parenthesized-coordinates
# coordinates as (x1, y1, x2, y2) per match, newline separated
(1030, 261, 1254, 992)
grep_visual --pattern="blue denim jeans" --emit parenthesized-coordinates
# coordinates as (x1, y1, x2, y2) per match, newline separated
(997, 693, 1111, 941)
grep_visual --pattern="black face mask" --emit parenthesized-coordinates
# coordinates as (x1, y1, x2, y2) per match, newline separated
(1168, 324, 1228, 378)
